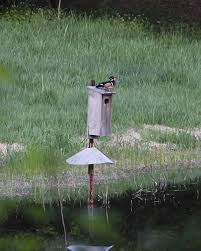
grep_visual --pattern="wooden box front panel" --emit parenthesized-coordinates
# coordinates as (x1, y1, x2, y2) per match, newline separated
(100, 95, 112, 136)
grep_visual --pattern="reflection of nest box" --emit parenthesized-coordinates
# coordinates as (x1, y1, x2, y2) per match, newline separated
(87, 86, 116, 137)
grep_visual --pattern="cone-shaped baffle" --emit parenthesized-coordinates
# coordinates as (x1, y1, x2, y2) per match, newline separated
(66, 147, 113, 165)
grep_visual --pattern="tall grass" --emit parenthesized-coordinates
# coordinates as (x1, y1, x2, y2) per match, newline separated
(1, 11, 201, 152)
(1, 11, 201, 199)
(142, 131, 198, 148)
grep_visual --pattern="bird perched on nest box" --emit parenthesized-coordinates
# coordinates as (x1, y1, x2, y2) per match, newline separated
(96, 76, 116, 91)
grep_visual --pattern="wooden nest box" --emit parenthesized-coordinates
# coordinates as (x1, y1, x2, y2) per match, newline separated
(87, 86, 115, 137)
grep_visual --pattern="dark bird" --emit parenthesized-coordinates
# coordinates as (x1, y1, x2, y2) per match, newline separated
(96, 76, 117, 91)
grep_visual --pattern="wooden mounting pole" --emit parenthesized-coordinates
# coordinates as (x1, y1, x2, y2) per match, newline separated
(88, 80, 96, 210)
(88, 139, 94, 210)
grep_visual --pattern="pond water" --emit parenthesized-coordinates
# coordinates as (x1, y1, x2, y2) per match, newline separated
(1, 183, 201, 251)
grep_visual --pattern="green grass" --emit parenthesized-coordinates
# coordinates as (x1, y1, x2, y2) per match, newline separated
(142, 131, 198, 148)
(1, 11, 201, 152)
(12, 163, 201, 204)
(1, 11, 201, 200)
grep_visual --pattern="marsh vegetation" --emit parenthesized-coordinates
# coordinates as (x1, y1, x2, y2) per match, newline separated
(1, 183, 201, 251)
(1, 11, 201, 199)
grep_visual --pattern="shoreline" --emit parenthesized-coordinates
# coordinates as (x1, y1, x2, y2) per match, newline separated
(1, 157, 201, 201)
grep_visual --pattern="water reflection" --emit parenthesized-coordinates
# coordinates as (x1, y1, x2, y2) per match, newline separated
(0, 185, 201, 250)
(0, 234, 43, 251)
(67, 245, 113, 251)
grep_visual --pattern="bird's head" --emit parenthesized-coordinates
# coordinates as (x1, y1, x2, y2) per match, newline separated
(109, 76, 117, 86)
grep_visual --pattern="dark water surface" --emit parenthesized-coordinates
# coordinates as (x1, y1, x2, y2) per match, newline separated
(1, 184, 201, 251)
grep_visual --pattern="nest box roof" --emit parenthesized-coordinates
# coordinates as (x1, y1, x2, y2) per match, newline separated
(66, 147, 113, 165)
(87, 86, 116, 95)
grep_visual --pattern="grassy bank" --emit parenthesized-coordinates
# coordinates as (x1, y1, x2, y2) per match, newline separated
(1, 11, 201, 149)
(1, 11, 201, 200)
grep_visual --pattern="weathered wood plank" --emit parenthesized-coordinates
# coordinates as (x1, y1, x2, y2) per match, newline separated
(87, 86, 115, 137)
(87, 88, 102, 136)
